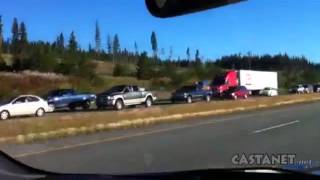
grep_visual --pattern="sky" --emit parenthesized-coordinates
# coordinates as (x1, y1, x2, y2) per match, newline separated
(1, 0, 320, 61)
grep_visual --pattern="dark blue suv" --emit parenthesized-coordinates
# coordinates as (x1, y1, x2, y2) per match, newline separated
(171, 84, 213, 104)
(46, 89, 96, 111)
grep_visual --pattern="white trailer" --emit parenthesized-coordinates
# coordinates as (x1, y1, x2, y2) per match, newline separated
(238, 70, 278, 91)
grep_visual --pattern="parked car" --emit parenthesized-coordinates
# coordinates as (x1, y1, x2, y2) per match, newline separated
(96, 85, 157, 110)
(289, 85, 305, 94)
(313, 84, 320, 93)
(303, 84, 314, 93)
(0, 95, 52, 120)
(259, 87, 278, 96)
(171, 84, 213, 104)
(224, 86, 249, 100)
(46, 89, 96, 111)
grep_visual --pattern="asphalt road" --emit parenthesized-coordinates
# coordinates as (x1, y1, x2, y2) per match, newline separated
(2, 101, 320, 174)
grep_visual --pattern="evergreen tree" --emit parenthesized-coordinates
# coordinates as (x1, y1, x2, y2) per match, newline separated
(68, 31, 78, 53)
(107, 34, 112, 54)
(195, 49, 200, 62)
(19, 22, 28, 43)
(95, 21, 101, 53)
(56, 32, 65, 53)
(0, 16, 3, 55)
(186, 47, 190, 61)
(134, 41, 138, 55)
(168, 46, 173, 61)
(112, 34, 120, 55)
(11, 18, 19, 54)
(19, 22, 28, 58)
(151, 31, 158, 58)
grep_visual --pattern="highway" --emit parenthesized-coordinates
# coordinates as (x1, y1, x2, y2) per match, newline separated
(1, 101, 320, 174)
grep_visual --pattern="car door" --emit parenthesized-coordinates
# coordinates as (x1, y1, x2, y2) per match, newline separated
(59, 90, 75, 107)
(235, 87, 242, 97)
(132, 86, 144, 104)
(189, 86, 200, 100)
(26, 96, 41, 114)
(10, 97, 29, 116)
(122, 86, 135, 105)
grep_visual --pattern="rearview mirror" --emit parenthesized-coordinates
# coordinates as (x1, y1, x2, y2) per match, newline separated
(145, 0, 245, 18)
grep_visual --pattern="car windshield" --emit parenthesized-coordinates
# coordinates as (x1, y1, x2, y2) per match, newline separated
(1, 0, 320, 177)
(212, 76, 225, 86)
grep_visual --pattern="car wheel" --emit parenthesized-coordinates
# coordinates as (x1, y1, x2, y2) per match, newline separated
(82, 101, 90, 110)
(233, 95, 238, 100)
(205, 95, 211, 102)
(69, 104, 76, 111)
(186, 96, 192, 104)
(115, 99, 124, 111)
(145, 97, 153, 108)
(0, 111, 10, 120)
(36, 108, 45, 117)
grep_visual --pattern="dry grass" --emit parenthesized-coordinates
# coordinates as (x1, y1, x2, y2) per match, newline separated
(0, 71, 70, 98)
(0, 93, 319, 144)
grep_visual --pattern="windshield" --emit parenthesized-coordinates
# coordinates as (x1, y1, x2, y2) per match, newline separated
(212, 76, 226, 86)
(1, 0, 320, 176)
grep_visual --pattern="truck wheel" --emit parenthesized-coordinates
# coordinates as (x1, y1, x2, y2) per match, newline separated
(36, 108, 45, 117)
(0, 111, 10, 120)
(145, 97, 153, 108)
(186, 96, 192, 104)
(115, 99, 124, 111)
(205, 95, 211, 102)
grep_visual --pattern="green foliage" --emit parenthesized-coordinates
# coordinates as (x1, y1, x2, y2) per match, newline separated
(113, 63, 134, 77)
(137, 52, 154, 80)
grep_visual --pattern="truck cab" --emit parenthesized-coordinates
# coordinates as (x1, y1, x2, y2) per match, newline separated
(211, 70, 238, 96)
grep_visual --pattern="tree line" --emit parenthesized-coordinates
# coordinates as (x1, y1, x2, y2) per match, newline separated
(0, 16, 320, 89)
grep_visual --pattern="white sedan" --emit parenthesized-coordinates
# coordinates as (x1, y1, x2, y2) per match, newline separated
(259, 87, 278, 96)
(0, 95, 52, 120)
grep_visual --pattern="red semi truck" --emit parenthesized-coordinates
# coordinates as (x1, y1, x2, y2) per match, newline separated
(211, 70, 278, 96)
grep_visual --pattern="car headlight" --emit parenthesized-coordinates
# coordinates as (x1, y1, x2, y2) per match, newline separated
(183, 93, 187, 98)
(53, 97, 59, 101)
(231, 93, 235, 96)
(107, 96, 114, 100)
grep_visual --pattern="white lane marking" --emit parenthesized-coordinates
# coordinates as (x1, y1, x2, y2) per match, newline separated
(252, 120, 300, 134)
